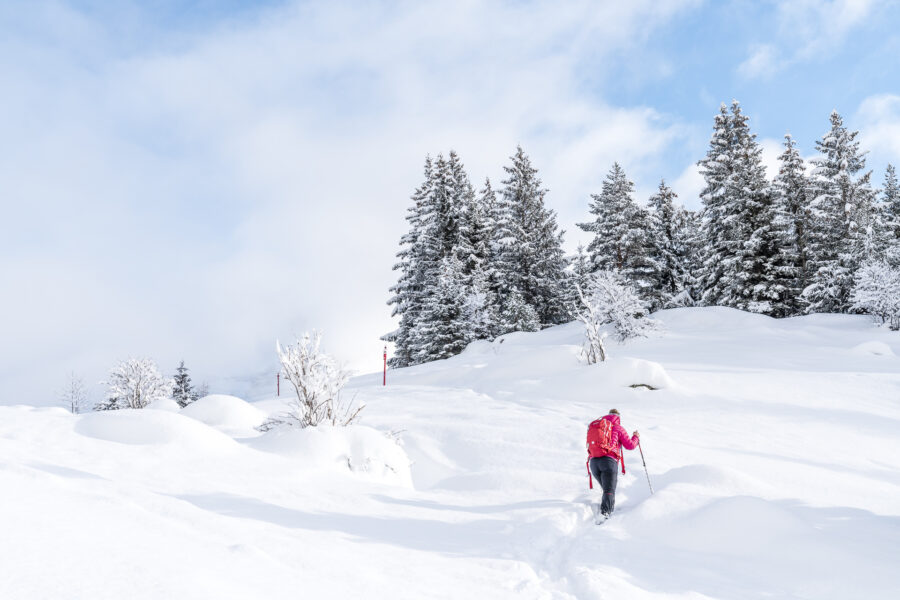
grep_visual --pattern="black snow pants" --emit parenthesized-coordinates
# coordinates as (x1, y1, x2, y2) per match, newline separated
(589, 456, 619, 515)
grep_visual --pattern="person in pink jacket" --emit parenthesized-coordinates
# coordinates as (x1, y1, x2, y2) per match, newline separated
(589, 408, 639, 518)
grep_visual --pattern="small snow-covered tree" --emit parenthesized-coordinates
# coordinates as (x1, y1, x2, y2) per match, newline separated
(98, 358, 173, 410)
(575, 284, 608, 364)
(172, 360, 198, 407)
(580, 271, 658, 347)
(262, 332, 361, 430)
(851, 262, 900, 330)
(60, 372, 88, 414)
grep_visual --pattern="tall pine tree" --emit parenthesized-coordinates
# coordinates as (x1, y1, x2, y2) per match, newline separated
(772, 134, 810, 315)
(882, 164, 900, 243)
(803, 111, 876, 313)
(495, 146, 570, 330)
(578, 163, 653, 297)
(697, 100, 786, 315)
(645, 180, 695, 310)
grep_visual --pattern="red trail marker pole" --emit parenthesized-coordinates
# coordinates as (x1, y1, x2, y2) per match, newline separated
(383, 345, 387, 386)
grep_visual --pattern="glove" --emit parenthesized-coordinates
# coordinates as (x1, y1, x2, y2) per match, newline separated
(632, 430, 639, 438)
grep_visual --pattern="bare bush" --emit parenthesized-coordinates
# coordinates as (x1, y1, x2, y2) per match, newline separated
(260, 332, 362, 430)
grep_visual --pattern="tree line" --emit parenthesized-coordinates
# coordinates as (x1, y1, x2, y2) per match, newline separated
(385, 101, 900, 367)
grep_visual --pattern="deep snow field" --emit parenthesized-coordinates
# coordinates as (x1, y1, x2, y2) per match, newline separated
(2, 307, 899, 599)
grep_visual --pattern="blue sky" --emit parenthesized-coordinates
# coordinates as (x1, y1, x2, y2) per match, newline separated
(2, 0, 899, 403)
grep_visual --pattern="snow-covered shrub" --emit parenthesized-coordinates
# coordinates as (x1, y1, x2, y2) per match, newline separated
(260, 332, 362, 430)
(577, 271, 658, 363)
(96, 358, 174, 410)
(575, 284, 608, 364)
(851, 261, 900, 330)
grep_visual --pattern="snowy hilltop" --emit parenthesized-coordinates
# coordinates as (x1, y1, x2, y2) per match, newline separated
(2, 307, 899, 599)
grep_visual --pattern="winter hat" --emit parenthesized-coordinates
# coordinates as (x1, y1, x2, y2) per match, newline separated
(609, 408, 619, 415)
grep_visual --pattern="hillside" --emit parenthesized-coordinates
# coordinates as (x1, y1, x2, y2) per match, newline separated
(2, 307, 899, 599)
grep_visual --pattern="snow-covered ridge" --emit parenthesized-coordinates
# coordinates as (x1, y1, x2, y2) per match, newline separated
(2, 307, 899, 599)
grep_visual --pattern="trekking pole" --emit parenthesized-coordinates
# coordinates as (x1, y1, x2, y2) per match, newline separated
(638, 441, 654, 495)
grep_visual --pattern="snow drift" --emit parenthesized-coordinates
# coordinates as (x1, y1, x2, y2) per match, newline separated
(3, 307, 899, 599)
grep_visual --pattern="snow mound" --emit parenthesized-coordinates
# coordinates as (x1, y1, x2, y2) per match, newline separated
(249, 424, 412, 488)
(850, 341, 896, 357)
(648, 496, 808, 557)
(146, 397, 181, 412)
(180, 394, 267, 436)
(75, 409, 238, 452)
(602, 357, 674, 390)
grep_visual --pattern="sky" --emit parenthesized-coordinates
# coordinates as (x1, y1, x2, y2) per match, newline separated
(2, 0, 899, 404)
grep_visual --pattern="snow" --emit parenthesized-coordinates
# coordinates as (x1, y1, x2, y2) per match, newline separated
(850, 340, 896, 357)
(180, 394, 267, 436)
(2, 307, 900, 599)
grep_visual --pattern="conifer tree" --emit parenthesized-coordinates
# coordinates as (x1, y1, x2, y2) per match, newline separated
(772, 134, 811, 314)
(496, 146, 570, 328)
(698, 100, 786, 315)
(172, 360, 197, 407)
(414, 255, 471, 362)
(578, 163, 654, 300)
(697, 103, 741, 307)
(384, 157, 434, 367)
(803, 111, 876, 313)
(645, 180, 691, 310)
(671, 206, 703, 306)
(882, 164, 900, 242)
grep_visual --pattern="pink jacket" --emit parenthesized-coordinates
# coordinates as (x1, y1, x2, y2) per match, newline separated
(598, 414, 639, 460)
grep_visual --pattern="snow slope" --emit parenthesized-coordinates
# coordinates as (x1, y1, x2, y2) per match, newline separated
(2, 307, 899, 599)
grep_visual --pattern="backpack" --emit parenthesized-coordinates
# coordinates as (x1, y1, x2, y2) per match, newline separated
(586, 418, 616, 458)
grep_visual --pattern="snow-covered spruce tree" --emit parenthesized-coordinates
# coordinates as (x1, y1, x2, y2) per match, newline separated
(772, 134, 812, 315)
(697, 100, 788, 315)
(172, 360, 197, 407)
(697, 102, 740, 308)
(670, 205, 703, 306)
(385, 152, 503, 366)
(60, 372, 88, 414)
(581, 270, 658, 344)
(262, 332, 360, 430)
(414, 255, 471, 362)
(578, 163, 653, 298)
(495, 146, 570, 329)
(645, 180, 698, 310)
(97, 358, 173, 410)
(851, 261, 900, 330)
(881, 164, 900, 242)
(384, 156, 434, 368)
(803, 111, 876, 314)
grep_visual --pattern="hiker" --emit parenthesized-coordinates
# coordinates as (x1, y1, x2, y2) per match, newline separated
(587, 408, 639, 519)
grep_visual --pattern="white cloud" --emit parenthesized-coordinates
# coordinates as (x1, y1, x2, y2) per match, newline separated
(738, 0, 876, 79)
(856, 93, 900, 164)
(671, 163, 705, 211)
(0, 1, 702, 402)
(738, 44, 780, 80)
